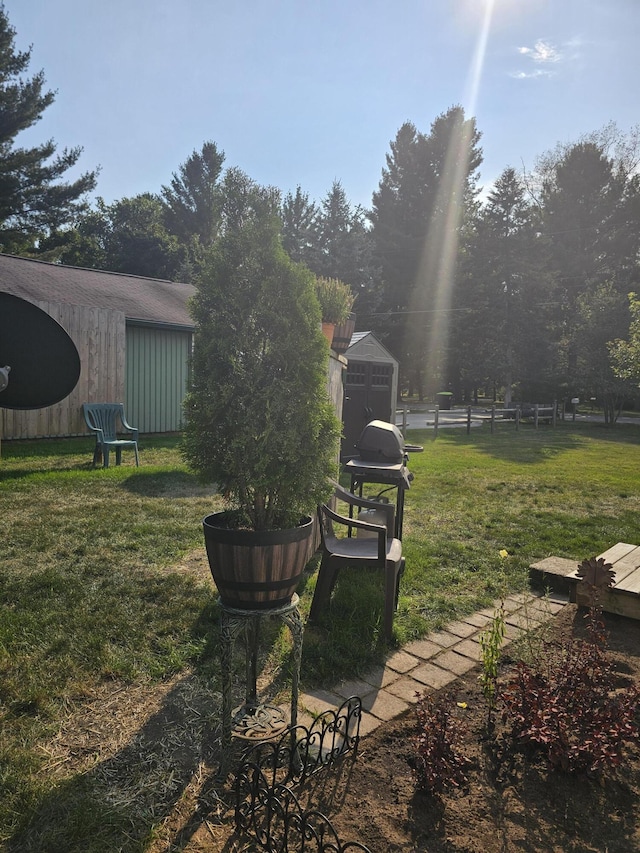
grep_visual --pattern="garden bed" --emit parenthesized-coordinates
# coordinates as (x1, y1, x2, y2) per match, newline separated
(308, 603, 640, 853)
(22, 602, 640, 852)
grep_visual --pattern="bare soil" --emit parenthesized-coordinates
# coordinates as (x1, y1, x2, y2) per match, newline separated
(321, 604, 640, 853)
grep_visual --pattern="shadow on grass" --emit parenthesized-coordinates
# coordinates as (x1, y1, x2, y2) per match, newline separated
(5, 596, 230, 853)
(301, 567, 390, 685)
(5, 675, 231, 853)
(0, 438, 96, 480)
(0, 436, 96, 459)
(0, 463, 95, 482)
(5, 562, 381, 853)
(406, 421, 640, 468)
(0, 434, 186, 482)
(5, 551, 385, 852)
(121, 469, 216, 499)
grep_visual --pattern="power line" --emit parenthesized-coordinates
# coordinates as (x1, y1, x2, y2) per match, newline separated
(361, 301, 564, 318)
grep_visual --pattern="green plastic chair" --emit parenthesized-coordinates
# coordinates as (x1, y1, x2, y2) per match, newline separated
(82, 403, 139, 468)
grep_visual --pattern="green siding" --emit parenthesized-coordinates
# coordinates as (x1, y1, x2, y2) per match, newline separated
(125, 325, 192, 433)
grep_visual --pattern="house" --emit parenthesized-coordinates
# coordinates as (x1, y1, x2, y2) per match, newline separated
(0, 254, 195, 439)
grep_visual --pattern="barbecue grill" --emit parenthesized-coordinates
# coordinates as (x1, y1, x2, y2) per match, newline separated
(355, 419, 406, 463)
(343, 420, 422, 539)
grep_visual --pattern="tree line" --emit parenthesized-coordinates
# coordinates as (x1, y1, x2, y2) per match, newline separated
(2, 7, 640, 420)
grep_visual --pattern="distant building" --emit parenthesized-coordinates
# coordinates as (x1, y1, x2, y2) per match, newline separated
(0, 254, 195, 439)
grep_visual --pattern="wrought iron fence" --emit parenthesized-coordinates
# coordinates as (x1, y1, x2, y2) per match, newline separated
(235, 697, 371, 852)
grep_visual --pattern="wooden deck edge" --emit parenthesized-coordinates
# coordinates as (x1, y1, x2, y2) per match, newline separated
(531, 552, 640, 621)
(575, 586, 640, 621)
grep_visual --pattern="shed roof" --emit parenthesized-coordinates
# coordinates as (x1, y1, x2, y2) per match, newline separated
(346, 330, 398, 365)
(348, 330, 370, 348)
(0, 254, 195, 329)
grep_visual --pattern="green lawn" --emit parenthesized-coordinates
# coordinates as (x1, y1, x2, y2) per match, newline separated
(1, 423, 639, 850)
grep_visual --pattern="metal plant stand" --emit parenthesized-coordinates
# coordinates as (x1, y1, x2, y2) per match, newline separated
(220, 594, 304, 750)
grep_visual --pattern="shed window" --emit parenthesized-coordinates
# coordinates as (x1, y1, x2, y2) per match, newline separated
(346, 363, 367, 385)
(371, 365, 392, 386)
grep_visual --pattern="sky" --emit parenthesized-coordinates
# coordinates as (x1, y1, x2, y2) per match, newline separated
(6, 0, 640, 212)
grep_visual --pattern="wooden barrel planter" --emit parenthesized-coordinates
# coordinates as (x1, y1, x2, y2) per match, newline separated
(331, 312, 356, 354)
(202, 513, 314, 610)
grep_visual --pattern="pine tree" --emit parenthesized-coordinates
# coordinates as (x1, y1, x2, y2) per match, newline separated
(369, 107, 482, 397)
(466, 167, 553, 403)
(0, 7, 97, 253)
(538, 137, 640, 392)
(280, 185, 319, 267)
(282, 181, 377, 322)
(315, 181, 376, 316)
(161, 141, 225, 249)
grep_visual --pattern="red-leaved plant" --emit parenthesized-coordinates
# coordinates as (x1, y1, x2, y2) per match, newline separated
(500, 557, 640, 775)
(413, 691, 471, 794)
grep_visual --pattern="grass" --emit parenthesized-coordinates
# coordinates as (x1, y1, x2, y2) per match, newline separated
(1, 422, 639, 850)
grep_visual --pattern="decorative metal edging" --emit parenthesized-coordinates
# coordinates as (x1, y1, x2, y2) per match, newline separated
(234, 697, 368, 852)
(236, 696, 361, 790)
(287, 809, 372, 853)
(235, 780, 372, 853)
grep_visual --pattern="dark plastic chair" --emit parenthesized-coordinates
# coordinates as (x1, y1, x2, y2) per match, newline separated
(82, 403, 139, 468)
(309, 483, 405, 641)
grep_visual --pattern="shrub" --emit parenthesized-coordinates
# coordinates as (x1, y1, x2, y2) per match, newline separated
(500, 632, 639, 775)
(413, 691, 470, 794)
(182, 177, 341, 531)
(500, 557, 640, 775)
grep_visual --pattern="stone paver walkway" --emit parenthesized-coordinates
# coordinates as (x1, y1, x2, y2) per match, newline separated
(297, 589, 570, 736)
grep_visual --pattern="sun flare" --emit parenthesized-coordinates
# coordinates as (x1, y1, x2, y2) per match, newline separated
(409, 0, 497, 387)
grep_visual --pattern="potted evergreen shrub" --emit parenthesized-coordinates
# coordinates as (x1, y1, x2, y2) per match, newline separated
(182, 179, 342, 610)
(314, 276, 354, 345)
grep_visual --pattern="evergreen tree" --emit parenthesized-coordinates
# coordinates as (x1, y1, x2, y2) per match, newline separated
(316, 180, 356, 278)
(161, 141, 225, 249)
(464, 167, 553, 403)
(0, 7, 97, 253)
(280, 185, 319, 267)
(369, 107, 482, 397)
(541, 142, 620, 300)
(281, 181, 378, 324)
(315, 180, 377, 318)
(183, 173, 340, 530)
(538, 137, 640, 394)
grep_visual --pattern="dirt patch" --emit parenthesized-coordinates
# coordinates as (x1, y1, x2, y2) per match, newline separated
(303, 605, 640, 853)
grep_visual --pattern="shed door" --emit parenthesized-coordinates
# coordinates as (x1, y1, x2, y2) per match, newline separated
(341, 360, 394, 459)
(126, 325, 192, 434)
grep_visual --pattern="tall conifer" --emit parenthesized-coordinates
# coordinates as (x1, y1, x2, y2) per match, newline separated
(0, 7, 97, 253)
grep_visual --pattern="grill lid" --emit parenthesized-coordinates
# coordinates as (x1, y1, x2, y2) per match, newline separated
(356, 420, 405, 463)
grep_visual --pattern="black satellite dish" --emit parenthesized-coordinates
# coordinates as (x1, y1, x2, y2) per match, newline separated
(0, 292, 81, 410)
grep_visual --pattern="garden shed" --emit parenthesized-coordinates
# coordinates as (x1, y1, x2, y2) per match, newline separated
(341, 330, 399, 459)
(0, 254, 195, 439)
